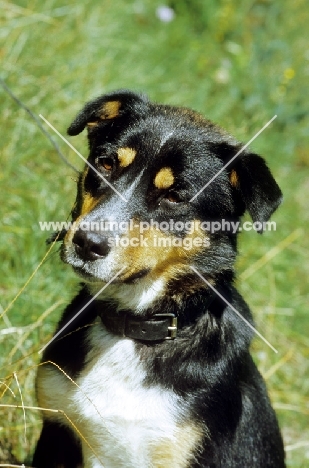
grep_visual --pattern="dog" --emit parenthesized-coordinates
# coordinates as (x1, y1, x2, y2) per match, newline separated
(33, 90, 285, 467)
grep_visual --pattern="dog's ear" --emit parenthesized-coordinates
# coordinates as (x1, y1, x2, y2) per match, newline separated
(67, 90, 149, 136)
(212, 141, 282, 231)
(228, 151, 282, 231)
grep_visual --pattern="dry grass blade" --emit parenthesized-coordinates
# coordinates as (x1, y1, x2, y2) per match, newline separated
(13, 374, 26, 444)
(0, 232, 62, 321)
(263, 348, 294, 380)
(0, 404, 105, 467)
(239, 229, 302, 281)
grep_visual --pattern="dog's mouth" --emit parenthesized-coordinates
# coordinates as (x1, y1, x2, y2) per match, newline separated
(72, 263, 151, 284)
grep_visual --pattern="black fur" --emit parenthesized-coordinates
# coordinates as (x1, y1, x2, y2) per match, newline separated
(33, 90, 285, 468)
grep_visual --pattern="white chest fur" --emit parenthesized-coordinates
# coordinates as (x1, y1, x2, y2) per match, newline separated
(37, 321, 199, 468)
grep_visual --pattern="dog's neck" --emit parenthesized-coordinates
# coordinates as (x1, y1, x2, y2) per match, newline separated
(96, 291, 218, 342)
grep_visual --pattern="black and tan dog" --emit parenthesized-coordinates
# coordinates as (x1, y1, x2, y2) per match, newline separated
(33, 90, 285, 467)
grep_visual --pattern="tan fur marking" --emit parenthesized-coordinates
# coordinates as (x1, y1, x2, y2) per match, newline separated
(117, 147, 137, 167)
(77, 167, 102, 217)
(113, 219, 210, 290)
(99, 100, 121, 120)
(151, 423, 204, 467)
(63, 167, 102, 245)
(154, 167, 175, 189)
(229, 169, 239, 187)
(80, 193, 100, 216)
(63, 194, 102, 245)
(76, 168, 101, 216)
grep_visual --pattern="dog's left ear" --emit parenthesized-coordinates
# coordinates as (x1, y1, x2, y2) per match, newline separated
(227, 151, 282, 231)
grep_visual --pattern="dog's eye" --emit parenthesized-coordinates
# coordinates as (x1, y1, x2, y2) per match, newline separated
(95, 157, 114, 172)
(164, 191, 182, 204)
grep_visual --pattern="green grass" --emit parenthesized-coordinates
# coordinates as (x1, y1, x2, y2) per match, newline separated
(1, 0, 308, 465)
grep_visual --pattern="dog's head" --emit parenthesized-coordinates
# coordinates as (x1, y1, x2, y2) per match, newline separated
(61, 90, 282, 311)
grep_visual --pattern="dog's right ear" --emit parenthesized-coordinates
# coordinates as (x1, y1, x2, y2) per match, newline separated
(67, 89, 149, 136)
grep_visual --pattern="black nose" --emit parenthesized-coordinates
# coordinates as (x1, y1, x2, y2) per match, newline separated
(72, 229, 111, 261)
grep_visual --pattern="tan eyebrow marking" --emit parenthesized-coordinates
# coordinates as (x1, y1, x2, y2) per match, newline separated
(117, 147, 137, 167)
(154, 167, 175, 189)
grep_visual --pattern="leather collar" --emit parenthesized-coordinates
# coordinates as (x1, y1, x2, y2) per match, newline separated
(97, 293, 216, 342)
(100, 311, 178, 342)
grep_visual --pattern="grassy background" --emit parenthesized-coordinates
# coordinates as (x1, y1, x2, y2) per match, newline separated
(1, 0, 308, 465)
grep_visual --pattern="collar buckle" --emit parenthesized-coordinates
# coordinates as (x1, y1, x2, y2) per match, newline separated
(153, 313, 178, 340)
